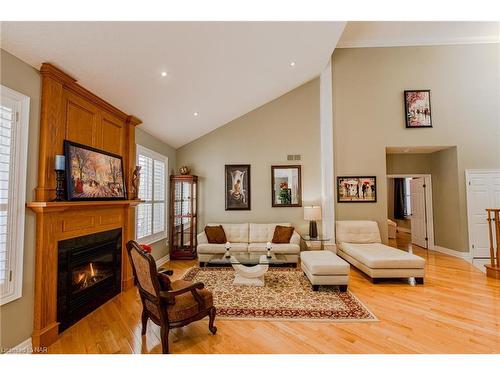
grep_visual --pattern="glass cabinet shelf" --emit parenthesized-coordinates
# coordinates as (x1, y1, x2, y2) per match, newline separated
(169, 175, 198, 260)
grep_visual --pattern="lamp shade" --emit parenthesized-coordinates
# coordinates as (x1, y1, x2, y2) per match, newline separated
(304, 206, 321, 221)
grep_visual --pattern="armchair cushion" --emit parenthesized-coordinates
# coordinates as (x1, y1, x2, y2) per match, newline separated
(272, 225, 295, 243)
(167, 280, 214, 322)
(204, 225, 227, 244)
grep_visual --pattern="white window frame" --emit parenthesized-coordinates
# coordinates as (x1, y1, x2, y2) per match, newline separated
(135, 144, 168, 245)
(0, 85, 30, 306)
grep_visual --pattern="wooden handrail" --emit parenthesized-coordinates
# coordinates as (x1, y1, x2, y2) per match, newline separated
(485, 208, 500, 278)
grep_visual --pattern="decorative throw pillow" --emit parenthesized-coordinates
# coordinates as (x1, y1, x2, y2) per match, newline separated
(205, 225, 227, 244)
(272, 225, 294, 244)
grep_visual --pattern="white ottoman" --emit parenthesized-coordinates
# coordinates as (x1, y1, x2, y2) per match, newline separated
(300, 251, 350, 291)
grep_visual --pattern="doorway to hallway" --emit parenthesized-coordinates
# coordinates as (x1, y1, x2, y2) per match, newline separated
(387, 174, 435, 250)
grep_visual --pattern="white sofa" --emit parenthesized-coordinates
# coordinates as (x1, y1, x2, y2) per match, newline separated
(336, 220, 425, 283)
(197, 223, 301, 265)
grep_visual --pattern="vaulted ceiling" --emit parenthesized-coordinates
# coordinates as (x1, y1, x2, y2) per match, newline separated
(2, 21, 497, 148)
(1, 21, 346, 148)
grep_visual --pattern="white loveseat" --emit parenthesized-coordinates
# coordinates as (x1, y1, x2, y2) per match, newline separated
(197, 223, 301, 265)
(336, 220, 425, 283)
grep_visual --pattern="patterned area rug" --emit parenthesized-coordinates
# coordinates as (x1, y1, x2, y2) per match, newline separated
(182, 267, 377, 322)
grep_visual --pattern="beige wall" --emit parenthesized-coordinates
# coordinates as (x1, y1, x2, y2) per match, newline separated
(429, 147, 462, 250)
(0, 49, 41, 350)
(135, 127, 177, 260)
(176, 79, 321, 236)
(332, 44, 500, 249)
(386, 153, 432, 175)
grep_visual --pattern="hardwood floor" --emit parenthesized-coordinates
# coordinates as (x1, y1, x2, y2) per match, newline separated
(48, 232, 500, 354)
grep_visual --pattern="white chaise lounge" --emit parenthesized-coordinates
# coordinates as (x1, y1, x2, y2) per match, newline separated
(336, 220, 425, 284)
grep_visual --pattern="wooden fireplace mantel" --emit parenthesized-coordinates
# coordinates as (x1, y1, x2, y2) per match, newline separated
(27, 199, 142, 213)
(30, 62, 143, 349)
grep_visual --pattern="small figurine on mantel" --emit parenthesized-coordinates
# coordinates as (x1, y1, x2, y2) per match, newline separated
(179, 166, 190, 175)
(131, 165, 141, 200)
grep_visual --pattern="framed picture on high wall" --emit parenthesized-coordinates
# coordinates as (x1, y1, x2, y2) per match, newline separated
(337, 176, 377, 203)
(64, 140, 127, 200)
(225, 164, 251, 210)
(404, 90, 432, 128)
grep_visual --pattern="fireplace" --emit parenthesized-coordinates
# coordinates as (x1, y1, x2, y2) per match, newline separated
(57, 228, 122, 331)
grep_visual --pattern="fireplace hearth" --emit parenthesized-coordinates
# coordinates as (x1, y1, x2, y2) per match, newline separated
(57, 228, 122, 331)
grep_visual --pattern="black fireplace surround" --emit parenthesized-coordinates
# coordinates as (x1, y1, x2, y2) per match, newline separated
(57, 228, 122, 331)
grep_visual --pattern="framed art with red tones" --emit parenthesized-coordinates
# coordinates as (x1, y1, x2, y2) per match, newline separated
(404, 90, 432, 128)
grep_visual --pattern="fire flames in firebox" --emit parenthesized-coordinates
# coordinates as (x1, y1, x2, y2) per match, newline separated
(72, 262, 112, 291)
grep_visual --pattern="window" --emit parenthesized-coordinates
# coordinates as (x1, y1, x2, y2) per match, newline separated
(0, 85, 30, 306)
(404, 177, 412, 216)
(136, 145, 168, 244)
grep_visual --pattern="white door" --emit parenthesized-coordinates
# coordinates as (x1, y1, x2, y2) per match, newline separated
(410, 178, 428, 248)
(466, 171, 500, 259)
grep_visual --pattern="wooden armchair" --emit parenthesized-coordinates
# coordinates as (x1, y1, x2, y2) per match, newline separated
(126, 240, 217, 354)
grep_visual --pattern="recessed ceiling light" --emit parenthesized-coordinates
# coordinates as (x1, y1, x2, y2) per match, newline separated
(161, 71, 167, 77)
(289, 61, 296, 67)
(193, 112, 199, 117)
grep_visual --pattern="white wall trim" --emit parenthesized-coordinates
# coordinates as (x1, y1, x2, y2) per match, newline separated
(5, 337, 32, 354)
(156, 254, 170, 268)
(464, 169, 500, 174)
(337, 37, 500, 49)
(0, 85, 30, 306)
(432, 246, 472, 260)
(387, 174, 432, 178)
(319, 60, 334, 242)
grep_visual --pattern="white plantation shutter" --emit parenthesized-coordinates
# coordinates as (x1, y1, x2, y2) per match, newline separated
(136, 145, 168, 244)
(0, 86, 29, 306)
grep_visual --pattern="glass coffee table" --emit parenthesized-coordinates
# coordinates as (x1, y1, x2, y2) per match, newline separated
(206, 252, 289, 286)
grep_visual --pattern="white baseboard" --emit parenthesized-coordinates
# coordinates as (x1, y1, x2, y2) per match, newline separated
(5, 337, 32, 354)
(156, 254, 170, 268)
(432, 246, 472, 260)
(471, 258, 490, 273)
(396, 227, 411, 234)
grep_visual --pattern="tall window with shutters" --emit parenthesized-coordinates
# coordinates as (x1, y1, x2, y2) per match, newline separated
(136, 145, 168, 244)
(0, 85, 29, 306)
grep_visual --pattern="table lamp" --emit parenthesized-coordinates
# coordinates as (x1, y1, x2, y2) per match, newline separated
(304, 206, 321, 238)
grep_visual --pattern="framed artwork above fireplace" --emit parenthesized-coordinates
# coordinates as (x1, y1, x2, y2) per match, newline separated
(64, 140, 127, 200)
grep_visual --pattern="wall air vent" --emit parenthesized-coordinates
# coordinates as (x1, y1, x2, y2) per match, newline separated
(287, 154, 302, 161)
